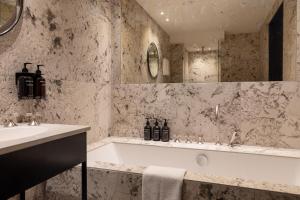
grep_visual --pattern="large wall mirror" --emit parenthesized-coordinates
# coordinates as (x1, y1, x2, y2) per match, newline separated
(0, 0, 24, 36)
(120, 0, 297, 84)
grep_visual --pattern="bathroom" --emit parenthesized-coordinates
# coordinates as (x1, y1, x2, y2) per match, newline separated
(0, 0, 299, 199)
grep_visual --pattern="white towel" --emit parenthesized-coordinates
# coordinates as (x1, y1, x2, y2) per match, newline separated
(142, 166, 187, 200)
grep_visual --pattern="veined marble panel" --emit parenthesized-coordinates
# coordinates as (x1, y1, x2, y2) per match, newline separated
(112, 82, 300, 149)
(170, 44, 185, 83)
(220, 33, 261, 82)
(0, 0, 113, 143)
(260, 0, 298, 81)
(46, 165, 300, 200)
(297, 0, 300, 81)
(186, 51, 219, 83)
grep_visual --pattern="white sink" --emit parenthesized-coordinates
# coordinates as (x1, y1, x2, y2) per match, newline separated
(0, 126, 48, 142)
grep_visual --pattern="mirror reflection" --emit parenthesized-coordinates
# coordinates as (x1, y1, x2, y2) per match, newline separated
(0, 0, 23, 36)
(0, 0, 16, 27)
(121, 0, 297, 84)
(147, 43, 159, 78)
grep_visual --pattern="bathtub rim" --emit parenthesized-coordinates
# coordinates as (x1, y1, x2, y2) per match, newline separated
(88, 137, 300, 159)
(85, 137, 300, 196)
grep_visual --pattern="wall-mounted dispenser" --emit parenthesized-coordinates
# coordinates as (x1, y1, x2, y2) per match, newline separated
(16, 63, 46, 100)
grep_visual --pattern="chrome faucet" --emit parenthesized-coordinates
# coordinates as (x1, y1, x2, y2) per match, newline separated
(215, 104, 222, 145)
(229, 129, 241, 147)
(3, 113, 18, 128)
(3, 119, 18, 128)
(26, 113, 40, 126)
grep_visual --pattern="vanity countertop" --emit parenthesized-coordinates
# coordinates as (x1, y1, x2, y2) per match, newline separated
(87, 137, 300, 196)
(0, 124, 90, 156)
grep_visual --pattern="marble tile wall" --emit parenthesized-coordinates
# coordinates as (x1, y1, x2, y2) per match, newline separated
(220, 33, 261, 82)
(46, 167, 300, 200)
(111, 0, 122, 84)
(0, 0, 113, 144)
(283, 0, 297, 81)
(0, 0, 114, 198)
(259, 24, 269, 81)
(170, 44, 185, 83)
(111, 82, 300, 149)
(120, 0, 170, 84)
(297, 0, 300, 81)
(260, 0, 298, 81)
(186, 51, 219, 83)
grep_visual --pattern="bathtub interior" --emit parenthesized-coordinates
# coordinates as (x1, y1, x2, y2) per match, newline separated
(87, 142, 300, 187)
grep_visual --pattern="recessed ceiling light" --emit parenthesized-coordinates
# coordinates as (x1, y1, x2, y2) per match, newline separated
(165, 18, 170, 22)
(160, 11, 165, 15)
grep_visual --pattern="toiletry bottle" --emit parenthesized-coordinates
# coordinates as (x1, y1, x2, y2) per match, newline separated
(17, 63, 34, 99)
(144, 118, 152, 141)
(161, 119, 170, 142)
(34, 65, 46, 99)
(152, 119, 161, 141)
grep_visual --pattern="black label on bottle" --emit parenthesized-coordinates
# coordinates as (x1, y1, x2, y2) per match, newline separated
(153, 128, 160, 141)
(161, 129, 169, 142)
(144, 128, 152, 140)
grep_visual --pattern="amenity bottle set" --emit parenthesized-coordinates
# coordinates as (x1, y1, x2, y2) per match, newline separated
(16, 63, 46, 100)
(144, 118, 170, 142)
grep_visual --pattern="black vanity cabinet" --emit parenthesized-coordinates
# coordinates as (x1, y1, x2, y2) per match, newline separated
(0, 132, 87, 200)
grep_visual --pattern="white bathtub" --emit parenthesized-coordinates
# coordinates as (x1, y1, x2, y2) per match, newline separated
(87, 138, 300, 190)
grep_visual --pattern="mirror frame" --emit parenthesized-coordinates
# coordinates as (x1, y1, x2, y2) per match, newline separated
(147, 42, 159, 79)
(0, 0, 24, 36)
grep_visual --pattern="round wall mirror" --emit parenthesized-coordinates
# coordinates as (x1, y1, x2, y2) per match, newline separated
(147, 42, 159, 78)
(0, 0, 24, 36)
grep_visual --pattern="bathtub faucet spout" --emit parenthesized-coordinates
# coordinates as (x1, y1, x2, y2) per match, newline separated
(215, 104, 222, 145)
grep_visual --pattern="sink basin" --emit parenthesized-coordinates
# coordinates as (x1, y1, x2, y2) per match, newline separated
(0, 126, 48, 142)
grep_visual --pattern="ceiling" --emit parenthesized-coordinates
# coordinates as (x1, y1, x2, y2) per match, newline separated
(136, 0, 277, 51)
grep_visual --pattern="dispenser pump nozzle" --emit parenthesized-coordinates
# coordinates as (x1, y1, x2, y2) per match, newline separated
(36, 65, 44, 75)
(164, 119, 168, 126)
(22, 63, 32, 73)
(146, 118, 150, 126)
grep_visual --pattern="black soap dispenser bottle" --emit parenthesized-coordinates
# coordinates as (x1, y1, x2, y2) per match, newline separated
(144, 118, 152, 141)
(152, 119, 161, 141)
(34, 65, 46, 99)
(17, 62, 34, 99)
(161, 119, 170, 142)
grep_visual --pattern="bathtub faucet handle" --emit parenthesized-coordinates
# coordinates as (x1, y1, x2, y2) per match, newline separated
(198, 136, 205, 144)
(229, 129, 241, 147)
(172, 135, 179, 143)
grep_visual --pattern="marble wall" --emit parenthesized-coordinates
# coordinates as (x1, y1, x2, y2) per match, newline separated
(185, 51, 219, 83)
(220, 33, 261, 82)
(112, 82, 300, 149)
(296, 0, 300, 81)
(0, 0, 113, 145)
(120, 0, 170, 84)
(0, 0, 115, 198)
(45, 167, 300, 200)
(283, 0, 297, 81)
(170, 44, 184, 83)
(260, 0, 298, 81)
